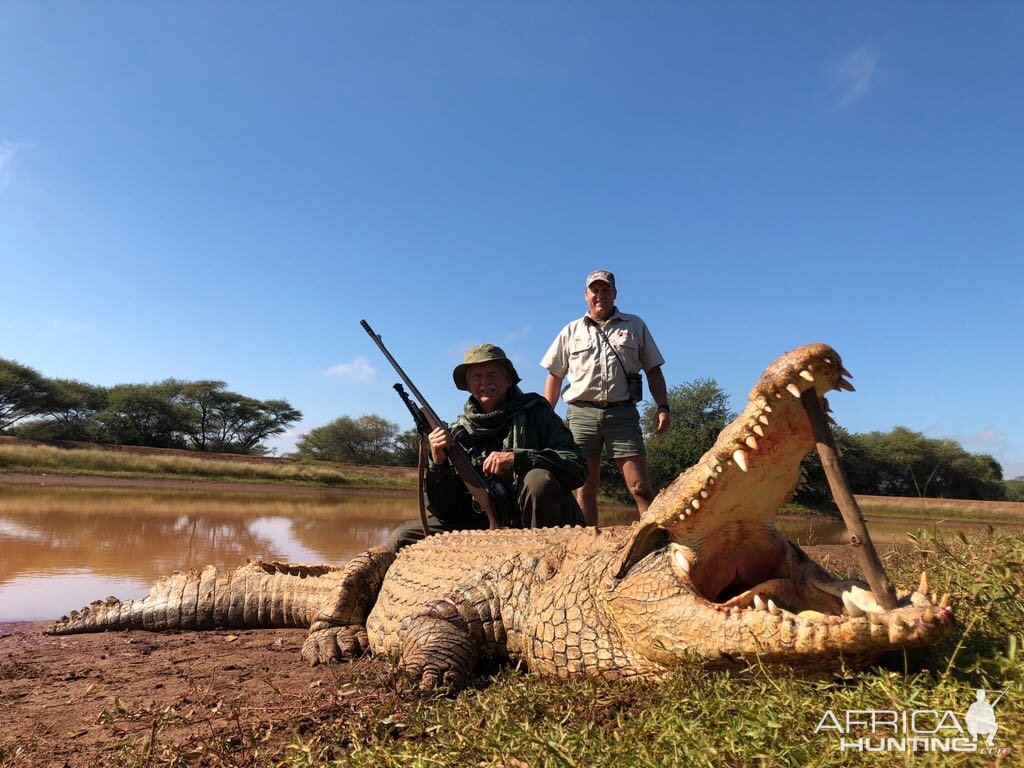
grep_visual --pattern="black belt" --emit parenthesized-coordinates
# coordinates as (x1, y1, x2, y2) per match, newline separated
(573, 399, 632, 409)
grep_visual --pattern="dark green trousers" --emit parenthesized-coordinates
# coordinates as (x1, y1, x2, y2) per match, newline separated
(383, 468, 583, 552)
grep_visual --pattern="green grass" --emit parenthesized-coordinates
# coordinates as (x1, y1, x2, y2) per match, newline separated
(0, 441, 417, 491)
(82, 529, 1023, 767)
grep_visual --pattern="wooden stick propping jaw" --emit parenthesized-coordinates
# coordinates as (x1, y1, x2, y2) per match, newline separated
(800, 389, 899, 610)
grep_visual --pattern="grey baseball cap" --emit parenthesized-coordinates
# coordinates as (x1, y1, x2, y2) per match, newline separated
(586, 269, 616, 289)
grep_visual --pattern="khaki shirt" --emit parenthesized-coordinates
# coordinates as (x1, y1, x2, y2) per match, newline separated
(541, 309, 665, 404)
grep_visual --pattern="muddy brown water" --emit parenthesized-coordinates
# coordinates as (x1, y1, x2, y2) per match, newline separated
(0, 482, 1012, 621)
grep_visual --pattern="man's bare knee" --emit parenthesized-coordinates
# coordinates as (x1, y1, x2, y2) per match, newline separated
(628, 480, 654, 503)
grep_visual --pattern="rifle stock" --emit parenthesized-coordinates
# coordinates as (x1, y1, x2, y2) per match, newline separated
(362, 319, 503, 530)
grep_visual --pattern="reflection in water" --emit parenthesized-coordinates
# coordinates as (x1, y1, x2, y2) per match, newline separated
(0, 485, 418, 620)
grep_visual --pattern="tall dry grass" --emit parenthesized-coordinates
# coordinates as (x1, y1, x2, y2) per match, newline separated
(0, 442, 416, 491)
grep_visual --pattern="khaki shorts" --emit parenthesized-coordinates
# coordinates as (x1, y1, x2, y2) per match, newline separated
(566, 402, 645, 459)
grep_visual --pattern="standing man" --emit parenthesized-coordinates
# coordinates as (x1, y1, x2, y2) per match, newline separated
(541, 270, 671, 525)
(384, 343, 587, 551)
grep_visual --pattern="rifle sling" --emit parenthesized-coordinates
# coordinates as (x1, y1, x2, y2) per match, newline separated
(417, 437, 431, 539)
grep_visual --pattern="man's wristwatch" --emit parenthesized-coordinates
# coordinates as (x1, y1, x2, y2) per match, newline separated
(657, 404, 671, 414)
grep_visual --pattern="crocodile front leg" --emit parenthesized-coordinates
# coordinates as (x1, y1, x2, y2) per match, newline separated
(398, 581, 507, 691)
(301, 546, 396, 665)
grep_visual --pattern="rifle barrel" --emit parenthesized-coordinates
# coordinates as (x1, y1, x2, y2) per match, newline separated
(360, 320, 444, 425)
(361, 318, 503, 530)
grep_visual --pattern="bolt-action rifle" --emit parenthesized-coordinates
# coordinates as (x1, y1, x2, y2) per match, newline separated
(361, 319, 505, 530)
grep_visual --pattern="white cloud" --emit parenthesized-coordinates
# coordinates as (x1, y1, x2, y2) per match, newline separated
(922, 423, 1022, 480)
(834, 44, 880, 107)
(322, 355, 375, 383)
(46, 315, 97, 336)
(0, 141, 18, 190)
(503, 325, 532, 343)
(967, 427, 1007, 447)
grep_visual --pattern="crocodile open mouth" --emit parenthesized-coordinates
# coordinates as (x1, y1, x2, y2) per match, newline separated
(612, 343, 955, 660)
(672, 537, 951, 633)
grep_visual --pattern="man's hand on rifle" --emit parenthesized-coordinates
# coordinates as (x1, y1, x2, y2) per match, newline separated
(428, 427, 453, 463)
(482, 451, 515, 476)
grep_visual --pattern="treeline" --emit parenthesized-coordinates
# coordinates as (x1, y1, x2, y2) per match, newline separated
(612, 379, 1023, 505)
(1, 358, 300, 455)
(6, 354, 1021, 502)
(290, 376, 1022, 505)
(293, 415, 420, 467)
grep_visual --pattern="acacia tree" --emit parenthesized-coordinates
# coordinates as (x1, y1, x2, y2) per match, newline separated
(167, 379, 300, 454)
(0, 359, 57, 431)
(295, 414, 402, 464)
(12, 378, 109, 441)
(229, 398, 302, 454)
(172, 379, 226, 451)
(392, 428, 423, 467)
(96, 383, 187, 448)
(1006, 476, 1024, 502)
(857, 427, 1004, 499)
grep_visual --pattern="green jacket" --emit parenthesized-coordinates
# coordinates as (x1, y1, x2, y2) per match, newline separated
(426, 387, 586, 527)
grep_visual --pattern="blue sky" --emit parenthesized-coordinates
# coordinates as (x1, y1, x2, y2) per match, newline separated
(2, 3, 1022, 478)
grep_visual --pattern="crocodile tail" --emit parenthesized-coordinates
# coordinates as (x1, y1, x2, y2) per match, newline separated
(45, 560, 344, 635)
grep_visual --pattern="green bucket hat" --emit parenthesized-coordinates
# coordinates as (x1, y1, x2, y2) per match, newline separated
(452, 343, 521, 391)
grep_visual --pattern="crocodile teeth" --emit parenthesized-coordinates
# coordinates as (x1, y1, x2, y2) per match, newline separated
(763, 405, 772, 413)
(842, 592, 866, 618)
(691, 499, 700, 510)
(753, 594, 767, 611)
(837, 377, 855, 392)
(758, 415, 769, 426)
(753, 424, 765, 437)
(846, 586, 882, 614)
(732, 449, 748, 472)
(767, 599, 781, 616)
(699, 489, 708, 498)
(911, 591, 930, 608)
(786, 383, 802, 398)
(715, 465, 723, 474)
(918, 572, 929, 596)
(799, 369, 815, 382)
(745, 435, 758, 450)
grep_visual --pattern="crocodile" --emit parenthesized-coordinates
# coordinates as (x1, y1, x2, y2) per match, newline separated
(47, 343, 955, 690)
